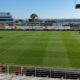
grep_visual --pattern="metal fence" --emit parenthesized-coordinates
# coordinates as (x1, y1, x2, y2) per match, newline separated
(0, 64, 80, 79)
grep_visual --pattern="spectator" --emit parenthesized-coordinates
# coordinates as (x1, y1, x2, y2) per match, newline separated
(15, 67, 21, 75)
(0, 63, 6, 73)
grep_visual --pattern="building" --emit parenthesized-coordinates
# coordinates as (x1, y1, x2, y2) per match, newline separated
(27, 19, 80, 26)
(0, 12, 14, 26)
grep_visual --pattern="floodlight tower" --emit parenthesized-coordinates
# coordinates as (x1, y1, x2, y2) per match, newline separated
(75, 0, 80, 9)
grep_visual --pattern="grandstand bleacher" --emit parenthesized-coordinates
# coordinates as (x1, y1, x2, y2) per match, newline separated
(0, 74, 76, 80)
(0, 64, 80, 79)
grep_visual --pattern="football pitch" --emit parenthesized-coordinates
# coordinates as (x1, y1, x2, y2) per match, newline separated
(0, 31, 80, 69)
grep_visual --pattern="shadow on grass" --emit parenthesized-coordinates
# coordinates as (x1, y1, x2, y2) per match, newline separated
(0, 37, 3, 39)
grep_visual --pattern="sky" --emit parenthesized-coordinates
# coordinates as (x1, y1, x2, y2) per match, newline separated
(0, 0, 80, 19)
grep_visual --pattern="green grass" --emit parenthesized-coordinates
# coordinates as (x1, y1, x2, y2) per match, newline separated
(0, 31, 80, 69)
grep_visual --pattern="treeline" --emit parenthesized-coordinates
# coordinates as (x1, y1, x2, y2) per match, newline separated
(64, 23, 80, 27)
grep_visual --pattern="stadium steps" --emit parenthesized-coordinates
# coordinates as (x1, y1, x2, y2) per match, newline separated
(0, 74, 75, 80)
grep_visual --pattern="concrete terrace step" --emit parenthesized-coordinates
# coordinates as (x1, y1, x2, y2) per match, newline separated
(0, 74, 74, 80)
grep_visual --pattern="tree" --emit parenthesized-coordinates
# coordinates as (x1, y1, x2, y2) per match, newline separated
(30, 13, 38, 22)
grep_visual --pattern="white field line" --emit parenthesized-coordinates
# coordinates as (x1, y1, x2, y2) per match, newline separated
(0, 34, 34, 55)
(0, 32, 43, 56)
(0, 38, 27, 56)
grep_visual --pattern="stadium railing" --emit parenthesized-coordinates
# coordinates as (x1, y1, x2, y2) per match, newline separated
(0, 64, 80, 79)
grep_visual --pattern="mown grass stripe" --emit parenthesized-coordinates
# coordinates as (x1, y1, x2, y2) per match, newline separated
(42, 31, 71, 68)
(0, 31, 38, 63)
(0, 31, 80, 68)
(15, 31, 50, 65)
(61, 31, 80, 68)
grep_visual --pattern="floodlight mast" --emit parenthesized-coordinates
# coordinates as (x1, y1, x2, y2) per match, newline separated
(75, 0, 80, 9)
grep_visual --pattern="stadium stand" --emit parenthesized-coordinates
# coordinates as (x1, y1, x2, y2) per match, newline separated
(25, 68, 80, 79)
(0, 64, 80, 79)
(0, 74, 76, 80)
